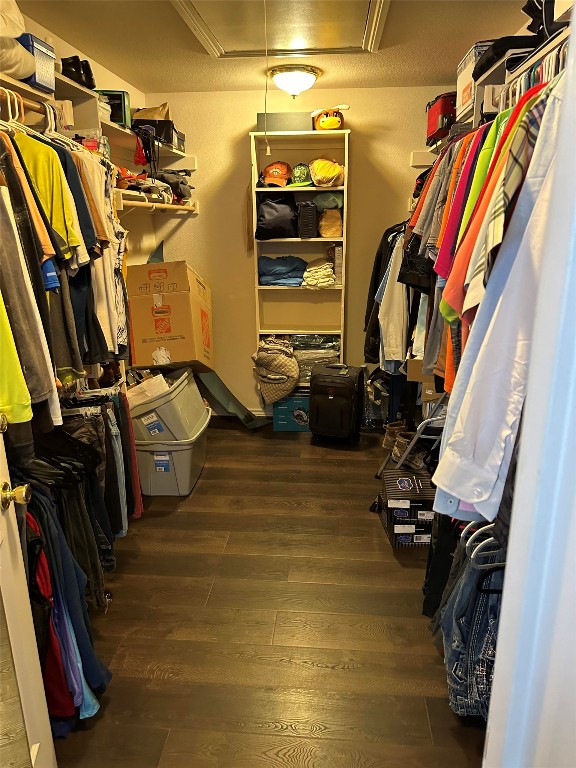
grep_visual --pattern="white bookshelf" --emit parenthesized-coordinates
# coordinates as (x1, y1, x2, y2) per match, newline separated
(249, 129, 349, 358)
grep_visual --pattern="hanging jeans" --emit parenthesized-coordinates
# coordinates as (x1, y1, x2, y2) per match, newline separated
(440, 556, 505, 718)
(106, 404, 128, 537)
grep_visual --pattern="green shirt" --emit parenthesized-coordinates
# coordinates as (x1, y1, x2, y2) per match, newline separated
(457, 108, 513, 246)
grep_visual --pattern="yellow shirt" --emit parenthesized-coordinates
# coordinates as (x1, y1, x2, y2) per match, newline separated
(14, 133, 81, 259)
(0, 288, 32, 424)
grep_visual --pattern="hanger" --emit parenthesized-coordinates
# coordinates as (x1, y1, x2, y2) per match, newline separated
(9, 91, 51, 142)
(471, 535, 507, 570)
(43, 102, 84, 151)
(477, 564, 506, 595)
(0, 87, 16, 134)
(460, 519, 492, 549)
(465, 522, 495, 558)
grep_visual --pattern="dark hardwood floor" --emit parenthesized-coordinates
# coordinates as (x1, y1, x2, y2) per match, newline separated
(55, 420, 485, 767)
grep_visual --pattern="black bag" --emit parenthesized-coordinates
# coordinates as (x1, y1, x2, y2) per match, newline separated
(297, 201, 318, 238)
(309, 364, 364, 439)
(255, 192, 298, 240)
(397, 232, 433, 294)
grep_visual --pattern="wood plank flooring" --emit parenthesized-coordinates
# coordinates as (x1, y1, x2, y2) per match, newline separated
(54, 420, 485, 768)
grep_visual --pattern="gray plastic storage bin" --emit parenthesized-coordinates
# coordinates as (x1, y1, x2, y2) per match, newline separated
(136, 410, 211, 496)
(131, 368, 208, 442)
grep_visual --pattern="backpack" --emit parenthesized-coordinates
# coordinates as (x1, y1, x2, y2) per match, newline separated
(255, 192, 298, 240)
(298, 201, 318, 238)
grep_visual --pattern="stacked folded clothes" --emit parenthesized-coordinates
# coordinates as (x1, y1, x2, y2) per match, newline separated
(294, 348, 340, 385)
(302, 257, 336, 288)
(258, 255, 307, 286)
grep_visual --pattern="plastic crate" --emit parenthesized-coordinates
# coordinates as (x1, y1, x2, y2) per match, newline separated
(136, 412, 210, 496)
(130, 368, 209, 442)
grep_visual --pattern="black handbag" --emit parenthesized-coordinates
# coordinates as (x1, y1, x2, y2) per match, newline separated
(397, 233, 433, 294)
(255, 192, 298, 240)
(297, 201, 318, 238)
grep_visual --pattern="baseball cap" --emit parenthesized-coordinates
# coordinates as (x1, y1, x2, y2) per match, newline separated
(290, 162, 313, 187)
(263, 161, 292, 186)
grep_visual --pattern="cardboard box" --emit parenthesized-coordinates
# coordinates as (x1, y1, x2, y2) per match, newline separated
(376, 493, 433, 547)
(422, 382, 443, 402)
(127, 262, 214, 371)
(273, 393, 310, 432)
(406, 358, 435, 384)
(456, 40, 494, 120)
(127, 262, 211, 304)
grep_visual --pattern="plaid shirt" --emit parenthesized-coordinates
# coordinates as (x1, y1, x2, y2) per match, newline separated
(462, 86, 553, 320)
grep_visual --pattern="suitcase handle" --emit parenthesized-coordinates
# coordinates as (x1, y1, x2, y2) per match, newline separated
(325, 364, 347, 369)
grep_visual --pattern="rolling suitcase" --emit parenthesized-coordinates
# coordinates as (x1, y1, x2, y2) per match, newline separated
(309, 364, 364, 439)
(426, 92, 456, 146)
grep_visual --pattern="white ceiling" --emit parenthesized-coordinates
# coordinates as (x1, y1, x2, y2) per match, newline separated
(19, 0, 526, 93)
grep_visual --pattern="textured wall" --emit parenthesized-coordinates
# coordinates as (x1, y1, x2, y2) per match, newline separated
(144, 85, 449, 413)
(23, 15, 146, 104)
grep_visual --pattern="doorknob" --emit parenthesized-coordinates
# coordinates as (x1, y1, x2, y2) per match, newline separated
(0, 482, 32, 511)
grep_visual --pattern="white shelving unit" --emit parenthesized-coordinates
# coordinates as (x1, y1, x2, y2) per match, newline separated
(471, 25, 571, 127)
(249, 129, 350, 356)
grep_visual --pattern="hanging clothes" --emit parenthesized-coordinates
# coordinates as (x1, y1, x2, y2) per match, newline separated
(433, 74, 565, 523)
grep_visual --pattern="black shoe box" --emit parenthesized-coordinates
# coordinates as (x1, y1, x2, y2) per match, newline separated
(377, 469, 436, 547)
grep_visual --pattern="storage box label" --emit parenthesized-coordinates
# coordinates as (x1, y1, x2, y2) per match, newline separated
(154, 452, 170, 472)
(142, 412, 165, 436)
(394, 524, 416, 533)
(418, 511, 434, 521)
(388, 499, 410, 509)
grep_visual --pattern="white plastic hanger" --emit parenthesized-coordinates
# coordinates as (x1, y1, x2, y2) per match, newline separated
(43, 102, 84, 151)
(0, 86, 16, 132)
(9, 91, 50, 142)
(465, 523, 495, 559)
(471, 535, 506, 569)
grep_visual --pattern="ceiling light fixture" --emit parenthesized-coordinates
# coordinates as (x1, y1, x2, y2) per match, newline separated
(267, 65, 322, 98)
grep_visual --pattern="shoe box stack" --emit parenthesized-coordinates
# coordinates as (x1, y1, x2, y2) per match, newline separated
(377, 469, 435, 547)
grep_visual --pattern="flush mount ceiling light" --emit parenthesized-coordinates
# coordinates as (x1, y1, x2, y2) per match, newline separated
(267, 65, 322, 98)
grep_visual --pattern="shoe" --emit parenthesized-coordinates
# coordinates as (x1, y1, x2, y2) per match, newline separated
(61, 55, 88, 87)
(81, 60, 96, 89)
(98, 363, 116, 388)
(382, 420, 406, 450)
(391, 431, 428, 470)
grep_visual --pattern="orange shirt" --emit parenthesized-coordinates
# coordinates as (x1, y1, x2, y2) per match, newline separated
(0, 130, 55, 261)
(437, 133, 474, 249)
(442, 146, 509, 323)
(408, 151, 445, 229)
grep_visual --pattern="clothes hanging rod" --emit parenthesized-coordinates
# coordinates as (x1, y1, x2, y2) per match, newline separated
(0, 90, 45, 116)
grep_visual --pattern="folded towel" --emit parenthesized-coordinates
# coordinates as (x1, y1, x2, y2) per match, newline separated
(306, 257, 331, 270)
(304, 267, 334, 277)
